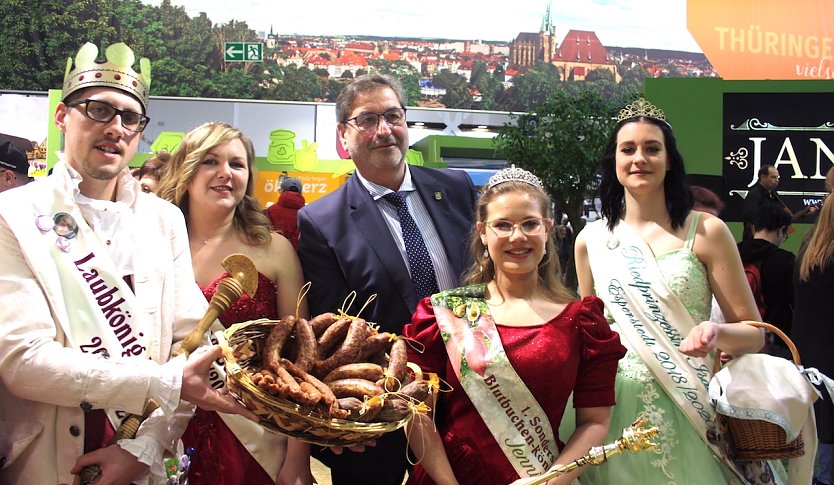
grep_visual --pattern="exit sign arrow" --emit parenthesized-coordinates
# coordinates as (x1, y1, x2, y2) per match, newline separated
(224, 42, 244, 62)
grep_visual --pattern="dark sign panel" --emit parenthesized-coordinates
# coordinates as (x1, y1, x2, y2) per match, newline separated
(722, 92, 832, 222)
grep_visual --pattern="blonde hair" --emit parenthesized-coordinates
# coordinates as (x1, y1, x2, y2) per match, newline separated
(157, 122, 271, 246)
(825, 166, 834, 194)
(462, 180, 575, 303)
(799, 193, 834, 281)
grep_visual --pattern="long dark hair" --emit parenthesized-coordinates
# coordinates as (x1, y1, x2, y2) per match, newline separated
(598, 116, 693, 231)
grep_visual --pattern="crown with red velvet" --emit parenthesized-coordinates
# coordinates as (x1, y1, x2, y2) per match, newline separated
(62, 42, 152, 112)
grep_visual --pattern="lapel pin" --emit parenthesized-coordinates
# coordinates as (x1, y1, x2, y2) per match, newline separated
(434, 192, 443, 200)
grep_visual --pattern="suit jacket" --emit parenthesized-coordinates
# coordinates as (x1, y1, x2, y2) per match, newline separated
(298, 165, 477, 333)
(296, 165, 476, 484)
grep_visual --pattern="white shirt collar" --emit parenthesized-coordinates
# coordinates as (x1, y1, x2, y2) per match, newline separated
(354, 165, 416, 201)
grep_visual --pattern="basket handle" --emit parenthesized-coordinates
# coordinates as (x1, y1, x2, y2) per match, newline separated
(214, 330, 243, 378)
(712, 320, 800, 374)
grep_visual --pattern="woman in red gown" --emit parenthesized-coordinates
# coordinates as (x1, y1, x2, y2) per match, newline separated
(158, 122, 311, 485)
(403, 166, 626, 485)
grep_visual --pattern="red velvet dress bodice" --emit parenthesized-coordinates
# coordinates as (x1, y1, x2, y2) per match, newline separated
(403, 295, 626, 485)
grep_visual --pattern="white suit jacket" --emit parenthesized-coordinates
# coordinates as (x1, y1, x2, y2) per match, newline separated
(0, 162, 207, 484)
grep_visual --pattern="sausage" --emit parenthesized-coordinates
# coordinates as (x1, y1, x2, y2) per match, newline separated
(297, 381, 322, 407)
(327, 378, 384, 400)
(355, 395, 384, 423)
(262, 317, 295, 367)
(358, 332, 397, 361)
(316, 317, 352, 359)
(251, 369, 287, 397)
(323, 363, 385, 383)
(280, 358, 338, 408)
(377, 397, 411, 422)
(292, 317, 318, 373)
(313, 319, 371, 378)
(270, 361, 306, 403)
(381, 338, 408, 391)
(310, 312, 339, 338)
(336, 397, 363, 420)
(399, 379, 430, 403)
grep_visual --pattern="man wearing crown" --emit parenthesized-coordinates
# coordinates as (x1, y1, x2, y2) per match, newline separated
(0, 42, 249, 484)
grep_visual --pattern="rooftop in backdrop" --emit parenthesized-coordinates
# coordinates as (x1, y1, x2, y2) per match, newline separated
(141, 0, 702, 53)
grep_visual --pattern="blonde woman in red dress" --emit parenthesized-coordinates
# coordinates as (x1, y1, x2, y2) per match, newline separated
(158, 122, 311, 485)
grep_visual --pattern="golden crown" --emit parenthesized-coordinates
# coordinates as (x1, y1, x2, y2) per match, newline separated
(617, 98, 666, 123)
(62, 42, 152, 112)
(487, 164, 544, 190)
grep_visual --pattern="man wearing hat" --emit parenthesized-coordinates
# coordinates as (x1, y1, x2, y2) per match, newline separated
(0, 141, 32, 193)
(265, 176, 305, 248)
(0, 42, 250, 484)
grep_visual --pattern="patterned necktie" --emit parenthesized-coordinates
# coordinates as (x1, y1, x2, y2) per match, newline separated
(383, 191, 440, 300)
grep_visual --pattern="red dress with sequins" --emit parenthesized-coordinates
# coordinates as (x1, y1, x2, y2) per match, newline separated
(402, 295, 626, 485)
(181, 272, 279, 485)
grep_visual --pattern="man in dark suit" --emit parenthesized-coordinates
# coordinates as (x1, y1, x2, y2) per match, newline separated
(742, 164, 817, 240)
(297, 74, 477, 485)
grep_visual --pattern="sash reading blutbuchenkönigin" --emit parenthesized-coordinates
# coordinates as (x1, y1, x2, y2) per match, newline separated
(432, 285, 557, 478)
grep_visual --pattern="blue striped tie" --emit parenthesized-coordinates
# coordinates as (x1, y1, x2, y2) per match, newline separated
(383, 191, 440, 300)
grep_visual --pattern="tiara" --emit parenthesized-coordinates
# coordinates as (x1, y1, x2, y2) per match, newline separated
(617, 98, 666, 123)
(487, 164, 544, 190)
(62, 42, 152, 111)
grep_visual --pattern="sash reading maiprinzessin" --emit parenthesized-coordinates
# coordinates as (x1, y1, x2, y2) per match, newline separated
(432, 285, 557, 478)
(584, 217, 750, 482)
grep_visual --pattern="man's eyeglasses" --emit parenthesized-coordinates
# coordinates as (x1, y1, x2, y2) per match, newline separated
(486, 218, 547, 237)
(66, 98, 150, 132)
(344, 108, 406, 132)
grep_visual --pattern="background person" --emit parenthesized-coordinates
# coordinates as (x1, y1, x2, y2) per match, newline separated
(0, 140, 33, 193)
(265, 176, 305, 248)
(737, 204, 795, 356)
(297, 74, 477, 485)
(691, 185, 725, 217)
(158, 121, 311, 485)
(0, 42, 248, 485)
(135, 150, 170, 195)
(573, 100, 784, 484)
(403, 166, 625, 485)
(743, 164, 817, 240)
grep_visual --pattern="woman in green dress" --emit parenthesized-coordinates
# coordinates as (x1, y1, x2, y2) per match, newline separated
(572, 99, 784, 484)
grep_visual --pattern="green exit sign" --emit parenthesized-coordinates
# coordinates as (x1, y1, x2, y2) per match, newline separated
(224, 42, 263, 62)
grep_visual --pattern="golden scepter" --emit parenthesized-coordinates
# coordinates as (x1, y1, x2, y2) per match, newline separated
(511, 415, 659, 485)
(175, 253, 259, 357)
(79, 400, 160, 484)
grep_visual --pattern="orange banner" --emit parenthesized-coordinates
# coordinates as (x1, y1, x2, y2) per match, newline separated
(254, 171, 348, 207)
(688, 0, 834, 80)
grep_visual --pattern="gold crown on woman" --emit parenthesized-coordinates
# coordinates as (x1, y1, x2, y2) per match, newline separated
(62, 42, 152, 112)
(487, 164, 544, 190)
(617, 98, 667, 123)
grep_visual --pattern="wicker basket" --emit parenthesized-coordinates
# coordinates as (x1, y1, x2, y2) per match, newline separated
(713, 321, 804, 461)
(216, 319, 414, 447)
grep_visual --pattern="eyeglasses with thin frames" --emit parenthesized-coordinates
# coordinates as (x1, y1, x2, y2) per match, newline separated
(486, 218, 547, 237)
(344, 108, 406, 132)
(66, 98, 150, 132)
